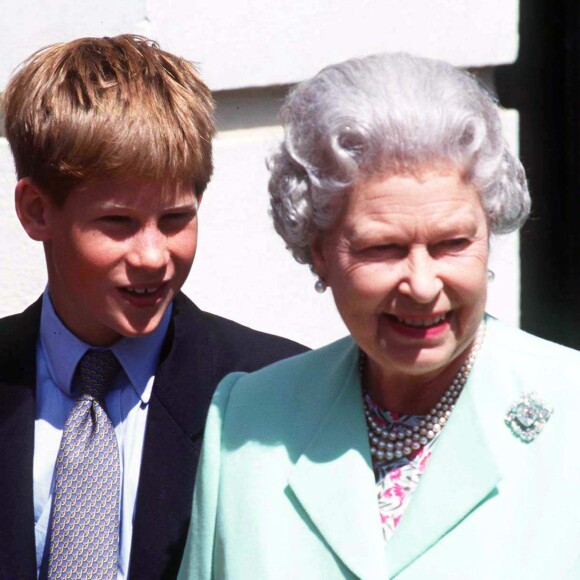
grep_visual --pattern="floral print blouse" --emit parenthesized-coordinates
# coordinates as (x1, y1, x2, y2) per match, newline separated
(364, 392, 440, 543)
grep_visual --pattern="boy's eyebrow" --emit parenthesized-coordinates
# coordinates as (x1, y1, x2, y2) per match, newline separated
(98, 200, 199, 211)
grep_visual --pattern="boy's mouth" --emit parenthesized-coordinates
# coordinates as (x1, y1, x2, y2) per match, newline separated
(118, 282, 168, 305)
(125, 286, 160, 295)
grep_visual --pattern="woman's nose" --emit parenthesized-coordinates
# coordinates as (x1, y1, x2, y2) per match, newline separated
(397, 247, 443, 304)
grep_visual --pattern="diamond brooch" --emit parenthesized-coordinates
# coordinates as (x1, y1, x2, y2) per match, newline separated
(505, 392, 553, 443)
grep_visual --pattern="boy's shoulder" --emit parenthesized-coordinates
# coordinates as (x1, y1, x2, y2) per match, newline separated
(172, 292, 309, 372)
(0, 299, 42, 349)
(0, 298, 41, 381)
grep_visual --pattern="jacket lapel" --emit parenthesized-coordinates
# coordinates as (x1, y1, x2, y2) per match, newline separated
(385, 332, 503, 576)
(288, 325, 505, 579)
(130, 294, 215, 579)
(0, 300, 41, 578)
(288, 341, 389, 580)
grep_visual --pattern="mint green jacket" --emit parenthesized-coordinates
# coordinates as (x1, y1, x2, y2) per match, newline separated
(179, 318, 580, 579)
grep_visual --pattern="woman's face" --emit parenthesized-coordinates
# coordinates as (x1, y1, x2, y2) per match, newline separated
(311, 168, 489, 387)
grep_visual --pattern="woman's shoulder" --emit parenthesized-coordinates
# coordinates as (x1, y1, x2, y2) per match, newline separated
(209, 335, 358, 447)
(486, 316, 580, 368)
(482, 316, 580, 416)
(217, 335, 356, 397)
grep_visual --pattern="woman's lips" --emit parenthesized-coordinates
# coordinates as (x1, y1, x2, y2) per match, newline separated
(384, 312, 451, 339)
(118, 282, 169, 307)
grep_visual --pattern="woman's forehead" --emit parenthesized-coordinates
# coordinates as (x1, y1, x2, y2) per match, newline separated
(336, 169, 486, 236)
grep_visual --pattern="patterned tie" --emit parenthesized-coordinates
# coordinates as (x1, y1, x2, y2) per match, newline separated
(47, 349, 122, 580)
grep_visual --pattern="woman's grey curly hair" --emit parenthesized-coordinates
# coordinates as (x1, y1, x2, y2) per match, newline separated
(267, 52, 530, 267)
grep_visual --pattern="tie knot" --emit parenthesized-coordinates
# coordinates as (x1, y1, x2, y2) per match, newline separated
(76, 349, 121, 400)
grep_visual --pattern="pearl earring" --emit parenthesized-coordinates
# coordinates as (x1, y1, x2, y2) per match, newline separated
(487, 269, 495, 281)
(314, 278, 327, 293)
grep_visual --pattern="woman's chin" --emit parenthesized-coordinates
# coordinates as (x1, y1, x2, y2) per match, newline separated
(373, 324, 482, 387)
(373, 322, 463, 381)
(384, 349, 457, 381)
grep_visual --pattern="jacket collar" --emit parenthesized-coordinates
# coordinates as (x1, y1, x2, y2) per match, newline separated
(384, 337, 503, 575)
(0, 298, 42, 578)
(129, 292, 216, 578)
(288, 323, 507, 578)
(288, 339, 389, 579)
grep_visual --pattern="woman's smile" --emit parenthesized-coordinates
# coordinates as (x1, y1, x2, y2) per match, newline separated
(382, 311, 451, 340)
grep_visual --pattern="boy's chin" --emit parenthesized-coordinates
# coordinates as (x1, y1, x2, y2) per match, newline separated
(117, 312, 168, 338)
(93, 308, 171, 345)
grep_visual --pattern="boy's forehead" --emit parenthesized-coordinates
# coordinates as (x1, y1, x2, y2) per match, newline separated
(71, 178, 198, 207)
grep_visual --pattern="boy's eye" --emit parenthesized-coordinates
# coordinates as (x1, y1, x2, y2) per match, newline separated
(160, 211, 196, 229)
(100, 215, 131, 224)
(164, 212, 194, 222)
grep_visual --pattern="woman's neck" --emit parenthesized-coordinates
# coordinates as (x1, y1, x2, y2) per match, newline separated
(363, 341, 476, 416)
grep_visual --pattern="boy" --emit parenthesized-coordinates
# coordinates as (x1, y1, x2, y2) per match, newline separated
(0, 35, 306, 579)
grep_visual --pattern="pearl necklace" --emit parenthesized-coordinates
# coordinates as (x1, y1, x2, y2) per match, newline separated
(361, 322, 486, 463)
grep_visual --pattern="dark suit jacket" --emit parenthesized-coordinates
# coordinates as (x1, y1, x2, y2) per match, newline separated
(0, 292, 307, 579)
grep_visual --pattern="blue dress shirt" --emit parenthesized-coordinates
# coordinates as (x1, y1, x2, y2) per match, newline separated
(34, 291, 171, 579)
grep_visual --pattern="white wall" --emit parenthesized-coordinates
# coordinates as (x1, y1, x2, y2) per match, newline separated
(1, 1, 518, 91)
(0, 0, 521, 347)
(146, 0, 518, 90)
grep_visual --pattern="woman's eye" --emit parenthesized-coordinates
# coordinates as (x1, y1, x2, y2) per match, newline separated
(438, 238, 469, 251)
(359, 244, 405, 257)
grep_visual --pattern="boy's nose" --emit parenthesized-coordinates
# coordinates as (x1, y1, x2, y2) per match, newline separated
(127, 229, 169, 271)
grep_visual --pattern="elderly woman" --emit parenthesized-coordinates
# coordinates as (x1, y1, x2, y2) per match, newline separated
(179, 53, 580, 579)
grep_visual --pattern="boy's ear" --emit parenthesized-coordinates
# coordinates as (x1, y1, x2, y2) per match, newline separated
(15, 178, 55, 241)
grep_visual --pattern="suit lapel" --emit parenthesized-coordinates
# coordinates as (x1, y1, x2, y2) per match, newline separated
(0, 300, 41, 578)
(130, 294, 216, 579)
(288, 341, 389, 580)
(385, 332, 503, 576)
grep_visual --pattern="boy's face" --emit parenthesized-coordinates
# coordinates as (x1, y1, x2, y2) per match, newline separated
(42, 179, 200, 346)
